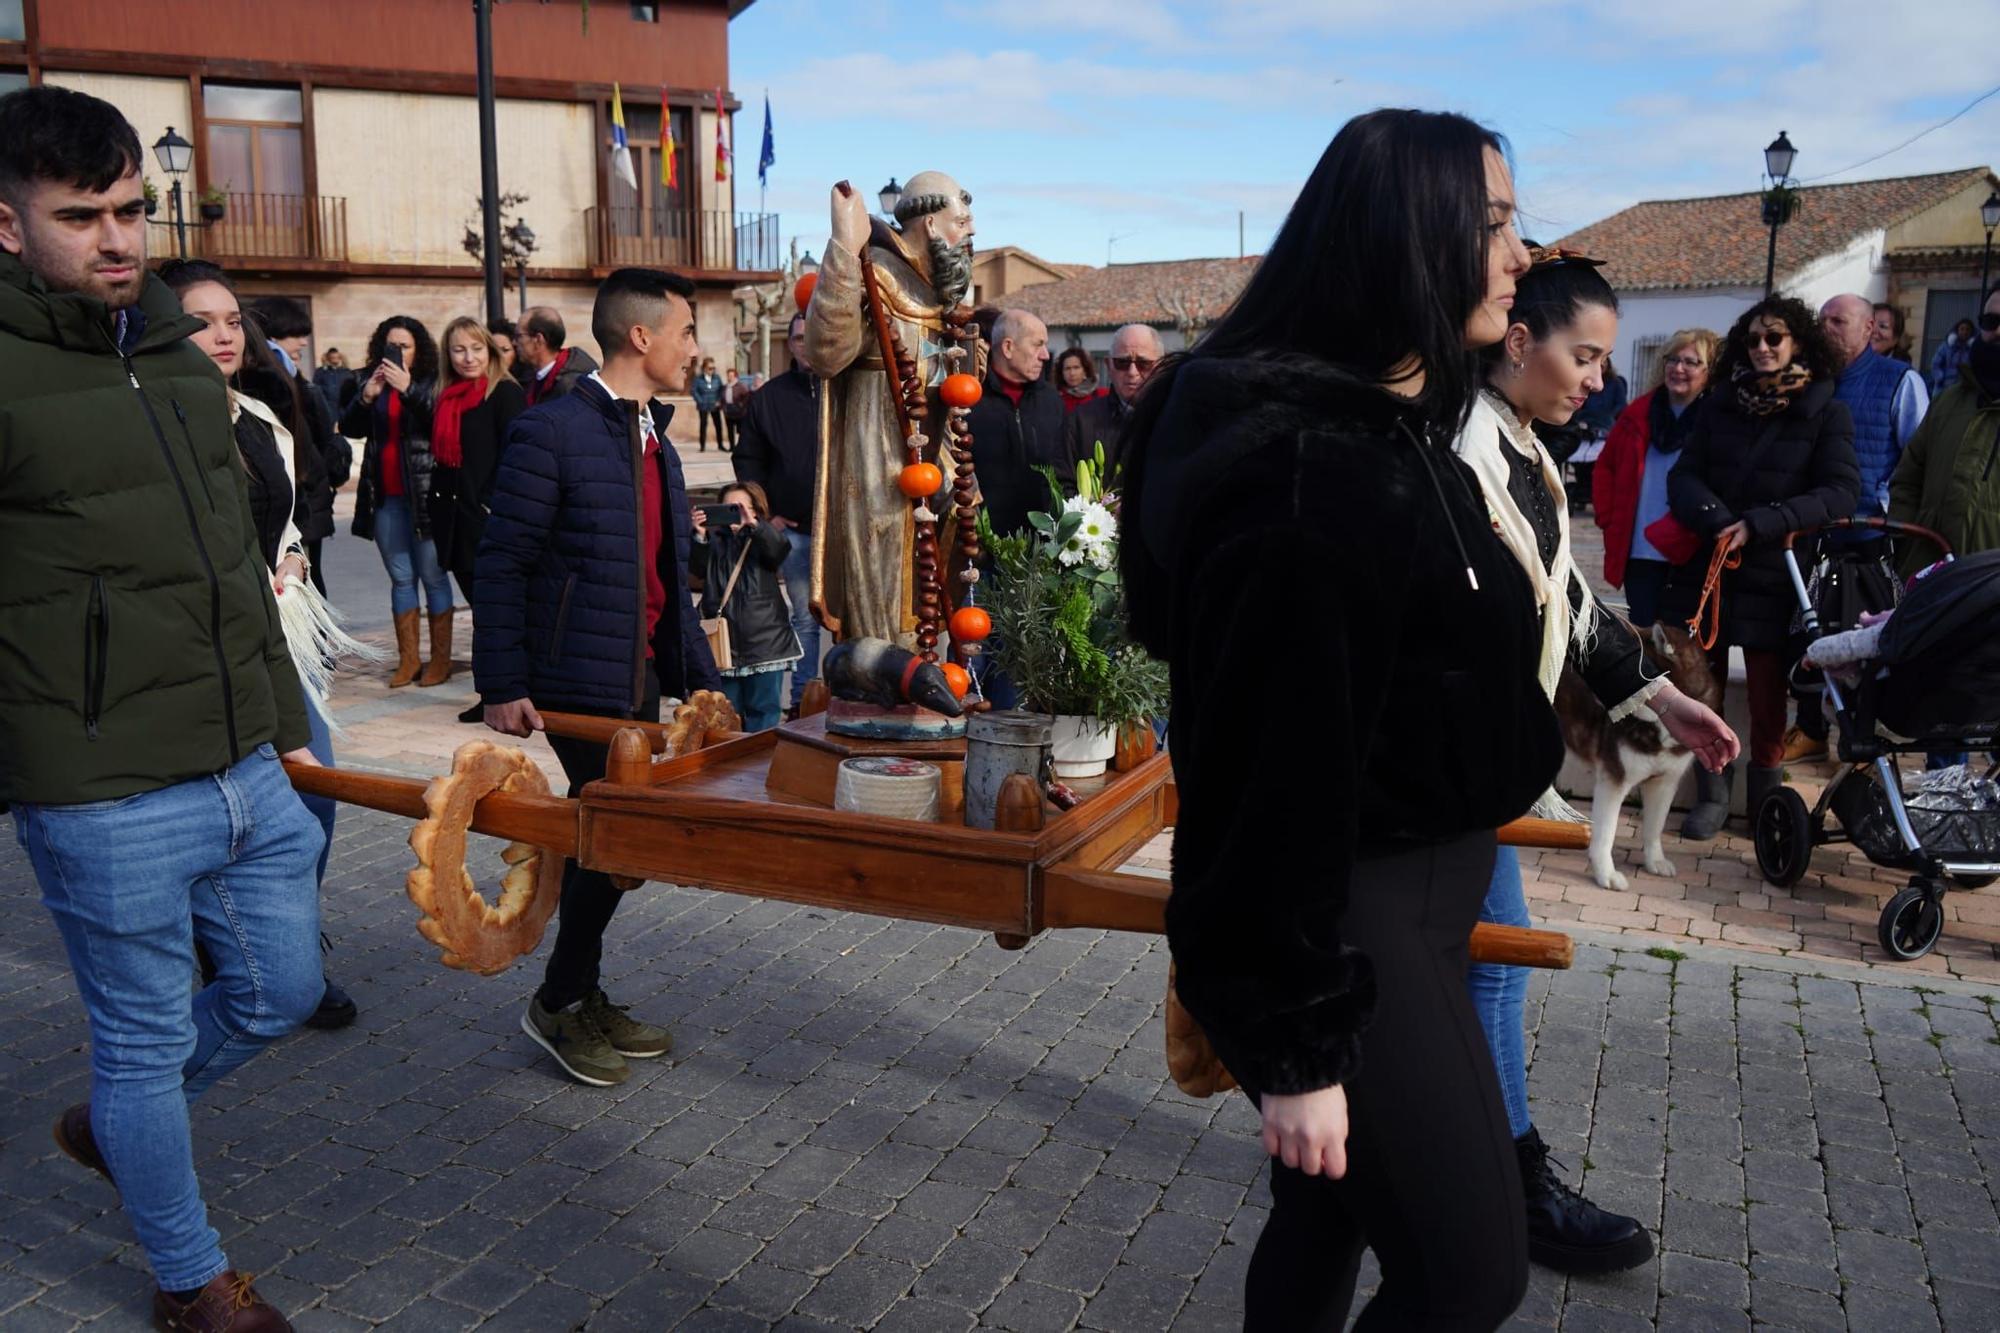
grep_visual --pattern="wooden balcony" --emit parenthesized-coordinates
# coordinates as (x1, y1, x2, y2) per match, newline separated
(585, 207, 781, 275)
(201, 193, 349, 264)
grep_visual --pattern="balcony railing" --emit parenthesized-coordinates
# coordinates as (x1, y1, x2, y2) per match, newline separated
(200, 193, 349, 264)
(586, 207, 780, 274)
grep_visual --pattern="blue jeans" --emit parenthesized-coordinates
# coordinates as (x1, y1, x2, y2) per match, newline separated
(779, 527, 821, 710)
(372, 496, 453, 617)
(1467, 846, 1533, 1140)
(722, 671, 786, 732)
(11, 745, 326, 1291)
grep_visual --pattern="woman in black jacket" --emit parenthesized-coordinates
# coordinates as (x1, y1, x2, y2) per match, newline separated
(430, 317, 527, 711)
(1120, 109, 1552, 1329)
(694, 481, 802, 731)
(1662, 296, 1860, 836)
(342, 315, 450, 689)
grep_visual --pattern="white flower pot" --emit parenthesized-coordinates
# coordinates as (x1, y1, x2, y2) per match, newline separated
(1050, 714, 1117, 779)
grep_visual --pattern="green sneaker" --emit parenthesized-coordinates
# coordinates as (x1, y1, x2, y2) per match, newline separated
(580, 989, 673, 1060)
(522, 995, 629, 1087)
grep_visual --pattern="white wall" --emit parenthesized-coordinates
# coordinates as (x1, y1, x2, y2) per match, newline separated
(1782, 229, 1887, 312)
(1611, 289, 1759, 388)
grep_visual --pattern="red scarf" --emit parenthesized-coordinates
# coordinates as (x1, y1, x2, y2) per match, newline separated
(432, 376, 486, 468)
(527, 347, 572, 406)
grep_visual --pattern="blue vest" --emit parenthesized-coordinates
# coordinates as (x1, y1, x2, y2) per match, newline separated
(1835, 347, 1908, 518)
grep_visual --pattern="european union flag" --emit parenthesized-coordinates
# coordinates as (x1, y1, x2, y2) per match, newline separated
(758, 93, 775, 190)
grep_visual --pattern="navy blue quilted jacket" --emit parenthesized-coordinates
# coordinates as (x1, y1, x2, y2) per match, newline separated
(473, 377, 722, 714)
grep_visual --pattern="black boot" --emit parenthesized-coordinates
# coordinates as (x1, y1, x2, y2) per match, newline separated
(307, 976, 358, 1030)
(1517, 1127, 1653, 1274)
(1744, 766, 1784, 825)
(457, 701, 486, 724)
(1681, 761, 1736, 841)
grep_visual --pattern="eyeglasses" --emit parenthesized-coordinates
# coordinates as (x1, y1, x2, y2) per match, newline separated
(1663, 355, 1706, 370)
(1110, 356, 1157, 372)
(1980, 312, 2000, 332)
(1751, 330, 1791, 349)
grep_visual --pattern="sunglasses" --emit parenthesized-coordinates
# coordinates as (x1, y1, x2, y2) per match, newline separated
(1750, 330, 1791, 349)
(1110, 356, 1158, 372)
(1981, 312, 2000, 333)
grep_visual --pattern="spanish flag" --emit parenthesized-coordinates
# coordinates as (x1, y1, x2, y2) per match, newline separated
(609, 83, 638, 191)
(714, 87, 730, 182)
(660, 89, 677, 190)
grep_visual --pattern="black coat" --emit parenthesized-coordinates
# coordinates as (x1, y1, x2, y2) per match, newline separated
(237, 362, 335, 546)
(342, 380, 438, 542)
(1121, 355, 1562, 1097)
(732, 367, 817, 529)
(1061, 390, 1134, 482)
(965, 371, 1068, 539)
(429, 378, 527, 585)
(697, 520, 799, 668)
(473, 378, 722, 714)
(1661, 377, 1860, 650)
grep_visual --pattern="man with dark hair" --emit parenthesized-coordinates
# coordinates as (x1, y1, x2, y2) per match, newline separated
(733, 312, 822, 713)
(248, 296, 350, 594)
(475, 266, 722, 1087)
(517, 303, 598, 406)
(0, 85, 321, 1332)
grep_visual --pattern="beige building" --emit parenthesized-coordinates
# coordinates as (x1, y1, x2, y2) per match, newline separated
(4, 1, 778, 427)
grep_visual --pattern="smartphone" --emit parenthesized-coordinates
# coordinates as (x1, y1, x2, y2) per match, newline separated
(700, 503, 744, 529)
(385, 345, 405, 369)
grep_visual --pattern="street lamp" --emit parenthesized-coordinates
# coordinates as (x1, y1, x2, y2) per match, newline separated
(878, 178, 902, 219)
(1761, 130, 1798, 297)
(152, 127, 194, 258)
(1979, 189, 2000, 304)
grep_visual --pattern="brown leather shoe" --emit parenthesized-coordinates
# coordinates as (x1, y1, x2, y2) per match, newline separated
(53, 1104, 114, 1188)
(389, 609, 421, 687)
(153, 1271, 290, 1332)
(418, 610, 455, 687)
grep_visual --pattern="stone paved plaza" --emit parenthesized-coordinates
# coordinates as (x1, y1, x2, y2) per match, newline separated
(1, 802, 1998, 1330)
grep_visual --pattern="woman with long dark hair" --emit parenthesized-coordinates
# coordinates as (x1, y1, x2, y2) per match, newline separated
(1662, 295, 1858, 836)
(1459, 253, 1735, 1275)
(1054, 345, 1106, 412)
(1120, 109, 1552, 1328)
(343, 315, 452, 688)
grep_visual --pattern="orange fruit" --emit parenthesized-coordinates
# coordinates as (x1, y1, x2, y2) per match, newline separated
(949, 606, 991, 642)
(940, 662, 972, 700)
(897, 462, 943, 498)
(939, 373, 983, 409)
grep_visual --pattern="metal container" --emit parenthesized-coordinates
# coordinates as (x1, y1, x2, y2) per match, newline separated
(964, 710, 1054, 830)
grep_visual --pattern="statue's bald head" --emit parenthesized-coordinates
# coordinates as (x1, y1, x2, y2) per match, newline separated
(895, 171, 975, 248)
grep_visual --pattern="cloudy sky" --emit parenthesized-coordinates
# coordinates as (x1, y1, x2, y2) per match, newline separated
(729, 0, 2000, 267)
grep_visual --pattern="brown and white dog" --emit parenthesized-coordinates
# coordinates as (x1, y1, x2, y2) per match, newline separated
(1555, 622, 1722, 890)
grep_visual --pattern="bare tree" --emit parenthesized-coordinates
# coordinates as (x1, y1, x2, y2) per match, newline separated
(1156, 288, 1209, 347)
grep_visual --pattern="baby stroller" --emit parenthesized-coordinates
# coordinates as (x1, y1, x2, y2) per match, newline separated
(1752, 518, 2000, 961)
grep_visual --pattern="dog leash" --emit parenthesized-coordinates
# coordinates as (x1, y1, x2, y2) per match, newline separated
(1687, 536, 1742, 651)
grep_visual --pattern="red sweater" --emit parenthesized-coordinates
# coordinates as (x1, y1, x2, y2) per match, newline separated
(1593, 390, 1656, 589)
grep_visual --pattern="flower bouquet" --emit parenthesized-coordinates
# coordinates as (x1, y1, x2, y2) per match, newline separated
(977, 445, 1169, 775)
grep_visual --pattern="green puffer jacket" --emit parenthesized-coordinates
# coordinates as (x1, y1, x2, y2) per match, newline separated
(0, 256, 309, 804)
(1888, 365, 2000, 577)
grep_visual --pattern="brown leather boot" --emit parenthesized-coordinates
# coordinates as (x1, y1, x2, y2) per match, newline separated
(152, 1271, 291, 1331)
(418, 610, 455, 686)
(389, 609, 421, 687)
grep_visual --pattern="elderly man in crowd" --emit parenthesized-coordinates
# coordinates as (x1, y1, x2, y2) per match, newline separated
(966, 307, 1063, 542)
(517, 304, 600, 407)
(1784, 293, 1931, 762)
(1064, 322, 1164, 480)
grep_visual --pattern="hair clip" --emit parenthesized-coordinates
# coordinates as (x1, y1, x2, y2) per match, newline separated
(1527, 244, 1607, 271)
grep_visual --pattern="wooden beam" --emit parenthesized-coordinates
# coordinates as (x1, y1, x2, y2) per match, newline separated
(282, 762, 580, 857)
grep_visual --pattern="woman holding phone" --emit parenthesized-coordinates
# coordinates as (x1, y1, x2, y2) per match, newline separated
(692, 482, 802, 731)
(1120, 109, 1557, 1327)
(343, 315, 451, 688)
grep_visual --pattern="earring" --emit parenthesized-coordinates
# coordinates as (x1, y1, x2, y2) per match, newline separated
(1510, 360, 1524, 377)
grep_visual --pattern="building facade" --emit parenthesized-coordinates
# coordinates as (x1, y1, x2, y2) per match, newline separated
(1558, 169, 1999, 391)
(0, 0, 777, 403)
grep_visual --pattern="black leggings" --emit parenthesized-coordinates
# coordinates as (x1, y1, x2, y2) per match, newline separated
(1244, 832, 1528, 1332)
(537, 664, 661, 1011)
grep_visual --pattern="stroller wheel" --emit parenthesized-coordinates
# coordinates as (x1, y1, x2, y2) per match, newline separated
(1877, 885, 1946, 960)
(1753, 787, 1814, 888)
(1951, 873, 1998, 890)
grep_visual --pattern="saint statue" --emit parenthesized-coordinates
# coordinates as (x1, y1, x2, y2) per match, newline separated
(805, 171, 978, 648)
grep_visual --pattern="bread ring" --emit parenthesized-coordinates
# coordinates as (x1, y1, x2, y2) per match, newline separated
(406, 741, 565, 976)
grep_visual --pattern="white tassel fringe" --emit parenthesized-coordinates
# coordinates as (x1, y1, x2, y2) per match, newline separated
(277, 574, 389, 731)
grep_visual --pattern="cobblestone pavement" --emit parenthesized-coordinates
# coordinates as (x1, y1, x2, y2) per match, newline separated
(1, 803, 1997, 1331)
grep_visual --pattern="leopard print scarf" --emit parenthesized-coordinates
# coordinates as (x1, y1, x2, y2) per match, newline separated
(1731, 362, 1812, 417)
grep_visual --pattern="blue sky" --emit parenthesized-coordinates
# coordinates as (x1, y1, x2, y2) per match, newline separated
(729, 0, 2000, 267)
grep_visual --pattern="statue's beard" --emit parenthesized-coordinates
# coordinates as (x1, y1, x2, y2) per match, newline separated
(927, 235, 974, 309)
